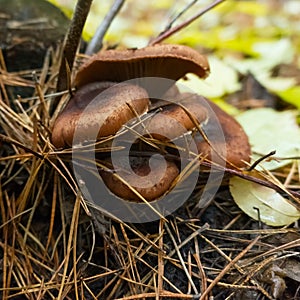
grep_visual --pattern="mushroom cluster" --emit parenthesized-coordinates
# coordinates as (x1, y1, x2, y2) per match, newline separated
(51, 44, 251, 202)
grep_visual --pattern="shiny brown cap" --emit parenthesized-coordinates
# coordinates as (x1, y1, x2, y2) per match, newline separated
(193, 95, 251, 168)
(74, 44, 210, 88)
(141, 93, 208, 141)
(51, 82, 149, 148)
(100, 156, 179, 202)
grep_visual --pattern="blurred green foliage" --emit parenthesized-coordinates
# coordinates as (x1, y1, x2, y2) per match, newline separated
(48, 0, 300, 108)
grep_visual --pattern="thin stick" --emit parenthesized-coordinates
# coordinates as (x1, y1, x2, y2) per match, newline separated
(247, 150, 276, 171)
(57, 192, 81, 300)
(157, 219, 165, 295)
(198, 160, 300, 200)
(163, 0, 199, 32)
(193, 242, 207, 298)
(149, 0, 226, 46)
(85, 0, 126, 55)
(54, 0, 93, 109)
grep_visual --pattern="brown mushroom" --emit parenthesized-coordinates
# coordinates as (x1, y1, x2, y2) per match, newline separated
(74, 44, 210, 89)
(140, 94, 208, 141)
(52, 44, 210, 148)
(51, 82, 149, 148)
(139, 92, 251, 168)
(51, 42, 250, 206)
(97, 93, 207, 203)
(192, 94, 251, 168)
(100, 155, 179, 202)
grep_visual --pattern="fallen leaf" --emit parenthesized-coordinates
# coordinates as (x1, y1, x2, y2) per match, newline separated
(236, 108, 300, 170)
(233, 0, 268, 16)
(229, 176, 300, 226)
(178, 55, 241, 98)
(224, 39, 296, 89)
(253, 38, 295, 66)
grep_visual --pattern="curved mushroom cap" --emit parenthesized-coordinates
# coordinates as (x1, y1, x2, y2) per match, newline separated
(140, 94, 208, 141)
(192, 94, 251, 168)
(51, 82, 149, 148)
(74, 44, 210, 88)
(100, 156, 179, 202)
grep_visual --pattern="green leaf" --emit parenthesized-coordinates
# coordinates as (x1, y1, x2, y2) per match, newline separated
(230, 176, 300, 226)
(170, 27, 269, 56)
(236, 108, 300, 170)
(278, 86, 300, 109)
(210, 98, 240, 115)
(47, 0, 74, 18)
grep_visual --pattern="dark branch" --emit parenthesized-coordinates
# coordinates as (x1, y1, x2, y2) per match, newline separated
(247, 150, 276, 171)
(55, 0, 93, 96)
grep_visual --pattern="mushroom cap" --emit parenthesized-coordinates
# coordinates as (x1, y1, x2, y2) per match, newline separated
(51, 82, 149, 148)
(140, 94, 208, 141)
(142, 90, 250, 168)
(74, 44, 210, 88)
(100, 156, 179, 202)
(192, 94, 251, 168)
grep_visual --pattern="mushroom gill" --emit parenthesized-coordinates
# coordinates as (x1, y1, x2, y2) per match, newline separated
(74, 44, 210, 88)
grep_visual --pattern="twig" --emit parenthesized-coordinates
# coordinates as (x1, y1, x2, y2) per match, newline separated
(60, 147, 300, 199)
(247, 150, 276, 171)
(149, 0, 226, 46)
(163, 0, 199, 32)
(54, 0, 93, 110)
(214, 163, 300, 200)
(193, 242, 207, 298)
(157, 219, 165, 295)
(85, 0, 126, 55)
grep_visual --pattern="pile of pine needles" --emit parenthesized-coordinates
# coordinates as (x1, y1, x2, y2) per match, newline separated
(1, 0, 300, 298)
(0, 44, 300, 300)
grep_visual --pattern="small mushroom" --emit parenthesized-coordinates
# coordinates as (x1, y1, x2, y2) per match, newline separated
(51, 82, 149, 148)
(140, 95, 208, 141)
(100, 155, 179, 202)
(140, 92, 251, 168)
(192, 94, 251, 168)
(74, 44, 210, 89)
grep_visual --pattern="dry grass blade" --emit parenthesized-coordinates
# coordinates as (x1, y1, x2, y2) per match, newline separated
(193, 239, 207, 298)
(157, 218, 164, 298)
(165, 222, 199, 294)
(199, 235, 262, 300)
